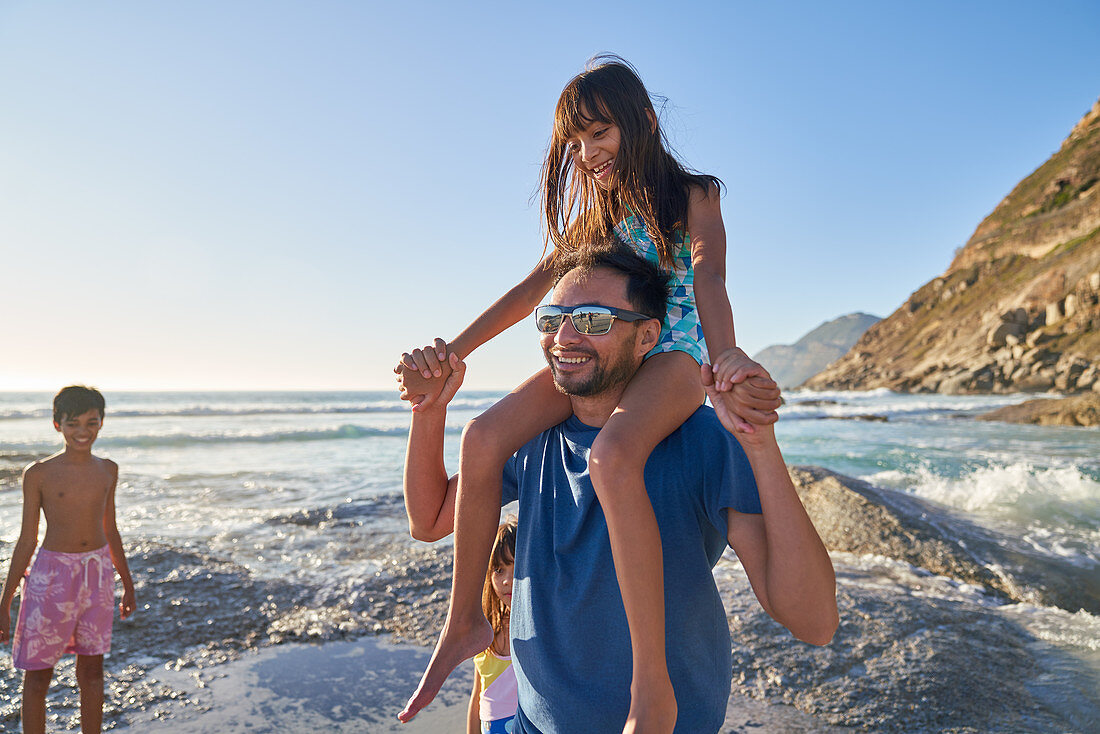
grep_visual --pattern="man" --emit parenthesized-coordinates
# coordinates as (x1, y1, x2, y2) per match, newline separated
(402, 247, 838, 733)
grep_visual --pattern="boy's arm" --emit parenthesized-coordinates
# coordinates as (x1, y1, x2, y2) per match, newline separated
(397, 255, 556, 407)
(1, 464, 44, 642)
(403, 354, 465, 542)
(102, 460, 136, 619)
(704, 366, 839, 646)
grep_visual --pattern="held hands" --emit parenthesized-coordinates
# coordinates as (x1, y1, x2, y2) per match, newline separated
(397, 352, 467, 413)
(394, 338, 455, 410)
(709, 347, 769, 393)
(702, 362, 781, 437)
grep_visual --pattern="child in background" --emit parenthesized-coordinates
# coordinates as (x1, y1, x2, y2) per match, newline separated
(467, 519, 518, 734)
(397, 55, 779, 729)
(0, 386, 136, 734)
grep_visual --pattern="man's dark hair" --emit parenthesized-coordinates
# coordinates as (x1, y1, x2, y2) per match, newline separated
(553, 241, 671, 319)
(53, 385, 106, 424)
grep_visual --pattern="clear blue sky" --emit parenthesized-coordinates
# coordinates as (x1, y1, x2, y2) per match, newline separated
(2, 1, 1098, 390)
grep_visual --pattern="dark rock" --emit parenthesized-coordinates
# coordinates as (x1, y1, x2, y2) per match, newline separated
(976, 393, 1100, 427)
(788, 466, 1100, 614)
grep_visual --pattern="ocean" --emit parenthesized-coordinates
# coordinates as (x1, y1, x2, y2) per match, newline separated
(1, 389, 1098, 731)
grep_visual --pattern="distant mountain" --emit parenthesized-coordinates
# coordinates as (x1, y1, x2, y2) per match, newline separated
(805, 96, 1100, 394)
(753, 313, 881, 388)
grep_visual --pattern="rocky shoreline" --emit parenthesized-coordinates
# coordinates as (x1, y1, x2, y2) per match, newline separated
(977, 392, 1100, 426)
(3, 468, 1098, 732)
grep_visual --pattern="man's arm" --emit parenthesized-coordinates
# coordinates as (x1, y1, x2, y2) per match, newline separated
(1, 464, 44, 643)
(403, 354, 465, 542)
(704, 365, 839, 646)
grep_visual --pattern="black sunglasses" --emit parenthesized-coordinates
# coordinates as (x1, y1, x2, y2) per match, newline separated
(534, 304, 653, 335)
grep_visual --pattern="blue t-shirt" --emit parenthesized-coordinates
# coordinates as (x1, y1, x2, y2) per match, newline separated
(501, 405, 762, 734)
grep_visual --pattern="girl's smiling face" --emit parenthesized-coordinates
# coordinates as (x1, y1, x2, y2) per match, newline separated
(567, 117, 621, 189)
(491, 560, 514, 609)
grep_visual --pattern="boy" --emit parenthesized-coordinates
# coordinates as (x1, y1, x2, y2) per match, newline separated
(0, 386, 136, 734)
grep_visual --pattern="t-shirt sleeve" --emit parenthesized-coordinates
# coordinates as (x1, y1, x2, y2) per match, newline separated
(701, 423, 762, 536)
(501, 451, 520, 506)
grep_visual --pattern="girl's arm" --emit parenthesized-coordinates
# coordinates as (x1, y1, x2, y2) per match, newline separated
(102, 461, 136, 619)
(397, 255, 557, 405)
(1, 464, 43, 642)
(687, 181, 737, 359)
(687, 183, 776, 425)
(467, 669, 482, 734)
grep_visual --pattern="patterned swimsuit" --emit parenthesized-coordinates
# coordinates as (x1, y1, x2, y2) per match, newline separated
(614, 214, 708, 364)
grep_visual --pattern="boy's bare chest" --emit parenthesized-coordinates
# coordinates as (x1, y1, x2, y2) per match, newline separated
(40, 466, 111, 515)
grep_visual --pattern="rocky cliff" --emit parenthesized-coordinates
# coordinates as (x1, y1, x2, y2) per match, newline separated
(753, 312, 880, 388)
(805, 97, 1100, 394)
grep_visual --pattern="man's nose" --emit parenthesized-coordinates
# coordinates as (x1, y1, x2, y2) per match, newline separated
(554, 316, 582, 344)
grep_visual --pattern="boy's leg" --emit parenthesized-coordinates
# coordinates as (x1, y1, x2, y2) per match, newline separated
(401, 368, 570, 721)
(76, 654, 104, 734)
(21, 667, 54, 734)
(587, 352, 703, 734)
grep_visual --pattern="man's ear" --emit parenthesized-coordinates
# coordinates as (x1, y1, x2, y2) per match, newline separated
(636, 318, 661, 355)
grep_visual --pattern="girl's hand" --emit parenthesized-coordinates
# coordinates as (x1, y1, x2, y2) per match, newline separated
(702, 363, 781, 435)
(395, 339, 453, 407)
(709, 347, 769, 392)
(395, 338, 449, 381)
(415, 353, 466, 412)
(0, 609, 10, 644)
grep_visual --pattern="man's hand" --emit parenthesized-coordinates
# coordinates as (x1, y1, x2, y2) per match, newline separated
(395, 338, 456, 410)
(702, 363, 781, 436)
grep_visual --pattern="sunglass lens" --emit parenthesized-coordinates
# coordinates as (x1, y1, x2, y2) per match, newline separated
(572, 309, 614, 335)
(535, 308, 563, 333)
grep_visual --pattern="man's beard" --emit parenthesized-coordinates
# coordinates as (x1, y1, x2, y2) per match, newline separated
(545, 344, 638, 397)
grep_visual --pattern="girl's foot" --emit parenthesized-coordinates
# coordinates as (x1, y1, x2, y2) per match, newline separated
(397, 615, 493, 722)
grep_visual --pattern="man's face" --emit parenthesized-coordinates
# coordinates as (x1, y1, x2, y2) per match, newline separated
(540, 267, 652, 397)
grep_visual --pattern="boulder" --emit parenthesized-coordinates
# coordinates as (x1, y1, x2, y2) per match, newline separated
(788, 466, 1100, 613)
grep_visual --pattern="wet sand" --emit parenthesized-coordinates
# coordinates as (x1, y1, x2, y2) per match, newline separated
(112, 635, 842, 733)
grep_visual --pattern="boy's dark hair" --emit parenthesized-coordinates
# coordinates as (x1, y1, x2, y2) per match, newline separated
(53, 385, 106, 424)
(553, 241, 671, 320)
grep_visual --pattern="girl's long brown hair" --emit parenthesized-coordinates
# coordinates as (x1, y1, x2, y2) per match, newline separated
(482, 518, 517, 654)
(542, 54, 722, 270)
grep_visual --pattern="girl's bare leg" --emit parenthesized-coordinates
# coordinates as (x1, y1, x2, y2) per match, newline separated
(21, 667, 53, 734)
(587, 351, 703, 734)
(76, 654, 104, 734)
(400, 368, 571, 721)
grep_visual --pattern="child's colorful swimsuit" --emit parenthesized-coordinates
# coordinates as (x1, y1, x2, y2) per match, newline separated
(474, 648, 518, 733)
(12, 545, 115, 670)
(614, 214, 708, 364)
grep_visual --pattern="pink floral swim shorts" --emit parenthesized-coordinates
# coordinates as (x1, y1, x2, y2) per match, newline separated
(12, 545, 115, 670)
